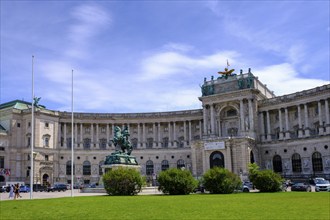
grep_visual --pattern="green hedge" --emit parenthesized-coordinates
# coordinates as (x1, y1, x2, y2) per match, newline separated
(202, 167, 242, 194)
(157, 168, 198, 195)
(102, 167, 144, 196)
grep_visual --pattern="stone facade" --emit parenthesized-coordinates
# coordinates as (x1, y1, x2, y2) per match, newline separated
(0, 71, 329, 186)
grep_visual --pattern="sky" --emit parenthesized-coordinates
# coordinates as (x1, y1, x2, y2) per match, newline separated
(1, 1, 329, 113)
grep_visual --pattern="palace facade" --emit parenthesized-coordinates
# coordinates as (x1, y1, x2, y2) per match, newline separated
(1, 70, 329, 186)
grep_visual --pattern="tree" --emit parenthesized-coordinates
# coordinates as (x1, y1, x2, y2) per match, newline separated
(102, 167, 144, 196)
(202, 167, 242, 194)
(248, 163, 283, 192)
(157, 168, 197, 195)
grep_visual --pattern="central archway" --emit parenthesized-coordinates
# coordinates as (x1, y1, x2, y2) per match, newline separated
(210, 151, 224, 168)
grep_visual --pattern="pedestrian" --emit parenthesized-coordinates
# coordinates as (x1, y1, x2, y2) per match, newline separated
(8, 185, 14, 199)
(14, 183, 21, 199)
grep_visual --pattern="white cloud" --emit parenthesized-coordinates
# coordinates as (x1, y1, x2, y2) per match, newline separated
(139, 50, 240, 81)
(66, 4, 111, 59)
(253, 63, 329, 95)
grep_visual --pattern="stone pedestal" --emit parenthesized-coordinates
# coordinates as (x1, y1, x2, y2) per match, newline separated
(101, 164, 141, 174)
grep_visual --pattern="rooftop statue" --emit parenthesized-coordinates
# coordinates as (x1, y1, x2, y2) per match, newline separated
(218, 60, 235, 79)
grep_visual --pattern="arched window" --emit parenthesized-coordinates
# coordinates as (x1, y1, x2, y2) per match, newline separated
(83, 161, 91, 175)
(146, 160, 154, 175)
(66, 161, 75, 175)
(312, 152, 323, 172)
(42, 134, 50, 147)
(273, 155, 282, 172)
(99, 161, 104, 175)
(177, 159, 185, 169)
(161, 160, 169, 171)
(210, 151, 224, 168)
(250, 151, 255, 164)
(292, 153, 302, 172)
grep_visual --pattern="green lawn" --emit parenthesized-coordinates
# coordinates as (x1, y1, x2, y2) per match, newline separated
(0, 193, 329, 220)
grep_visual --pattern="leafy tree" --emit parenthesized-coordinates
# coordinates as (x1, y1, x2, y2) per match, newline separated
(102, 167, 144, 196)
(157, 168, 198, 195)
(248, 163, 283, 192)
(253, 170, 283, 192)
(202, 167, 242, 194)
(248, 163, 260, 183)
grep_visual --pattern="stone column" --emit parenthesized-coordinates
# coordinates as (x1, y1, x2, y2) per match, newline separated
(173, 122, 177, 147)
(325, 99, 330, 133)
(297, 105, 303, 138)
(157, 123, 161, 147)
(168, 122, 172, 145)
(203, 105, 208, 135)
(74, 123, 78, 148)
(96, 124, 99, 148)
(240, 99, 245, 132)
(318, 101, 323, 135)
(91, 124, 94, 147)
(304, 104, 310, 137)
(248, 99, 254, 131)
(278, 109, 283, 140)
(266, 111, 271, 141)
(58, 123, 62, 146)
(106, 124, 109, 148)
(285, 108, 290, 139)
(63, 123, 67, 147)
(183, 121, 187, 147)
(260, 112, 265, 141)
(153, 123, 156, 148)
(137, 123, 141, 148)
(210, 104, 215, 135)
(188, 120, 192, 143)
(80, 123, 83, 146)
(142, 123, 146, 148)
(199, 120, 202, 139)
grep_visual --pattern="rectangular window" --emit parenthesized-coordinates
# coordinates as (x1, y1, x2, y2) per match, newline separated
(45, 155, 49, 161)
(45, 122, 49, 128)
(85, 127, 90, 134)
(17, 123, 21, 128)
(0, 156, 4, 168)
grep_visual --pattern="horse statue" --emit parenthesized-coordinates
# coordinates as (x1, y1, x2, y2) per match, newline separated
(112, 126, 133, 155)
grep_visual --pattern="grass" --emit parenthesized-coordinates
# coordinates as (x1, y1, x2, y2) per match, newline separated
(0, 192, 329, 220)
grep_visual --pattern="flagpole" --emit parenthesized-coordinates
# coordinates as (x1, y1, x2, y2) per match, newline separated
(71, 69, 74, 197)
(30, 55, 35, 200)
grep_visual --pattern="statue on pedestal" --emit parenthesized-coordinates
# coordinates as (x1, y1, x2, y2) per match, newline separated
(104, 126, 138, 166)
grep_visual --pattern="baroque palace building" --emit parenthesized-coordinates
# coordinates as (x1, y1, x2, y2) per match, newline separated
(0, 69, 329, 186)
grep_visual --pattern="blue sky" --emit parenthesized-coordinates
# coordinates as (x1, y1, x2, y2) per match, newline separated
(1, 1, 329, 113)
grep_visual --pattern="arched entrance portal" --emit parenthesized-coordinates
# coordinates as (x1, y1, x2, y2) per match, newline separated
(42, 174, 49, 186)
(210, 151, 224, 168)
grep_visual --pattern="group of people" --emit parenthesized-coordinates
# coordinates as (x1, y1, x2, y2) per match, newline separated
(8, 183, 22, 199)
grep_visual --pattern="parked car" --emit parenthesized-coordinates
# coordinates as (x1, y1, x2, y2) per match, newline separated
(291, 182, 311, 192)
(0, 186, 6, 193)
(315, 179, 330, 192)
(19, 185, 31, 193)
(193, 184, 205, 193)
(47, 184, 67, 192)
(32, 184, 47, 192)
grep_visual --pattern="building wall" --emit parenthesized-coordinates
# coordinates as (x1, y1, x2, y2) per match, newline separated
(0, 74, 329, 186)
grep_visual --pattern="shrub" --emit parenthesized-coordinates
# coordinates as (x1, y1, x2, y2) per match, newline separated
(252, 169, 283, 192)
(157, 168, 198, 195)
(202, 167, 242, 194)
(102, 167, 144, 196)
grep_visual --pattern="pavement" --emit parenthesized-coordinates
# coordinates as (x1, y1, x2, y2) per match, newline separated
(0, 187, 162, 201)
